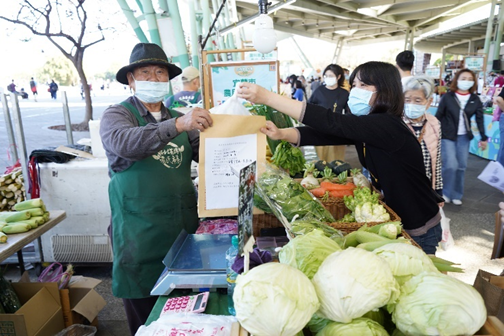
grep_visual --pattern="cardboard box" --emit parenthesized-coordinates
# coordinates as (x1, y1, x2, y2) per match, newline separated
(0, 282, 64, 336)
(60, 276, 106, 328)
(475, 316, 504, 335)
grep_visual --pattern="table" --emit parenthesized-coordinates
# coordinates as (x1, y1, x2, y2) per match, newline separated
(0, 210, 67, 272)
(145, 290, 229, 326)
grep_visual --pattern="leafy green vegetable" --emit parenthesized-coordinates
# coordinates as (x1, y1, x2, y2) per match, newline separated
(249, 104, 294, 155)
(343, 187, 380, 212)
(390, 272, 486, 336)
(290, 217, 342, 240)
(233, 263, 319, 336)
(373, 243, 439, 286)
(271, 141, 306, 176)
(317, 318, 389, 336)
(279, 229, 341, 279)
(321, 166, 335, 181)
(257, 168, 335, 223)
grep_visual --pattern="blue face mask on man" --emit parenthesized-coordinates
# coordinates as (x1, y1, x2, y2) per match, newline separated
(348, 87, 375, 116)
(133, 75, 170, 103)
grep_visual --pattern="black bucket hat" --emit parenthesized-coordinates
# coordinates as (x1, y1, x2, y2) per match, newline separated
(116, 43, 182, 85)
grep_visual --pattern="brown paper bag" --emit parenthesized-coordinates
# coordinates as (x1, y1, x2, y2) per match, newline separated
(474, 269, 504, 323)
(492, 211, 504, 259)
(198, 114, 266, 217)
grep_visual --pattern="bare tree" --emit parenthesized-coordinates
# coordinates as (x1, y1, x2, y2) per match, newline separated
(0, 0, 107, 127)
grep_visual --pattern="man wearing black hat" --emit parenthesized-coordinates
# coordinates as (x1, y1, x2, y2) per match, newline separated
(100, 43, 212, 335)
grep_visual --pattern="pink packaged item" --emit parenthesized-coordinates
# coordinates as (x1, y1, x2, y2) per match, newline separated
(196, 218, 238, 234)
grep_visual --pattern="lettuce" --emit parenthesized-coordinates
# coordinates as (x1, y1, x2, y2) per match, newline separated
(316, 318, 389, 336)
(279, 229, 341, 279)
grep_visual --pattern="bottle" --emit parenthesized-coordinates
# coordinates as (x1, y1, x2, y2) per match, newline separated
(226, 235, 239, 315)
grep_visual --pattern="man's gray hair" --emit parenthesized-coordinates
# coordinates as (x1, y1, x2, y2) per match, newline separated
(403, 76, 435, 99)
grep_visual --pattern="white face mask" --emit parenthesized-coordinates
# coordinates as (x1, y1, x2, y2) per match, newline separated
(324, 77, 337, 87)
(404, 103, 427, 119)
(133, 75, 170, 103)
(457, 80, 474, 91)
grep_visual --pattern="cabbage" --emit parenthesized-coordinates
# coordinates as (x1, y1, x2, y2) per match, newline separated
(307, 313, 331, 334)
(233, 262, 319, 336)
(316, 318, 389, 336)
(279, 229, 341, 279)
(391, 272, 486, 336)
(312, 247, 399, 323)
(373, 243, 439, 285)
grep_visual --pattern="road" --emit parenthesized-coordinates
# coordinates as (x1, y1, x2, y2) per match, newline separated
(0, 87, 131, 173)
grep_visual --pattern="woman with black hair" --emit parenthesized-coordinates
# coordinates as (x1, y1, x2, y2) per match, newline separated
(237, 61, 443, 254)
(436, 68, 488, 206)
(309, 64, 349, 161)
(293, 80, 305, 101)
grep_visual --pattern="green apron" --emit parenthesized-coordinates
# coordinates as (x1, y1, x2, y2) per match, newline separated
(109, 101, 199, 298)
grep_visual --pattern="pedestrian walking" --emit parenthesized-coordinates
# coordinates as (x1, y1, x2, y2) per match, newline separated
(30, 77, 38, 102)
(49, 80, 58, 99)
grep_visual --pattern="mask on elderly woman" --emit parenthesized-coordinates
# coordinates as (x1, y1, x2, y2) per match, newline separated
(404, 103, 427, 119)
(133, 76, 170, 103)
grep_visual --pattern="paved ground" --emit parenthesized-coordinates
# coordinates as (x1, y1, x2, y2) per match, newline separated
(2, 92, 504, 335)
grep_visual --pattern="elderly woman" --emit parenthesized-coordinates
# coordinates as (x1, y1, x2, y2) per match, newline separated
(402, 76, 443, 203)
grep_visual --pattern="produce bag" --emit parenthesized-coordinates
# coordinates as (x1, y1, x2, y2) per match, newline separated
(256, 164, 335, 224)
(135, 313, 237, 336)
(55, 324, 96, 336)
(473, 269, 504, 323)
(209, 88, 250, 116)
(439, 207, 454, 250)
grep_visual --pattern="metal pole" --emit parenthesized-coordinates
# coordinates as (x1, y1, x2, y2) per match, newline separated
(189, 0, 200, 67)
(9, 93, 30, 200)
(1, 93, 18, 163)
(335, 39, 343, 63)
(167, 0, 191, 68)
(291, 36, 314, 69)
(484, 0, 497, 60)
(468, 40, 473, 54)
(211, 0, 227, 52)
(116, 0, 149, 43)
(404, 28, 410, 50)
(409, 27, 415, 51)
(141, 0, 162, 46)
(201, 0, 216, 62)
(493, 3, 504, 63)
(440, 48, 446, 84)
(61, 91, 74, 145)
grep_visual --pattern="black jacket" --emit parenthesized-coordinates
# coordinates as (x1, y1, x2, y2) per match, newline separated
(435, 92, 488, 141)
(297, 103, 443, 232)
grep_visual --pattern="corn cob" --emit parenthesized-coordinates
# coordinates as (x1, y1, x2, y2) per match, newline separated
(3, 223, 30, 234)
(0, 232, 7, 243)
(13, 198, 44, 211)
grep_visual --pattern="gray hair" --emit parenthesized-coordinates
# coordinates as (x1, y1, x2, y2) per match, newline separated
(403, 76, 435, 99)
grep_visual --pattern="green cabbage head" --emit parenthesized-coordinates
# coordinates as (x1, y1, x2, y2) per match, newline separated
(279, 229, 341, 279)
(391, 272, 486, 336)
(373, 243, 439, 285)
(312, 247, 399, 323)
(316, 318, 389, 336)
(233, 262, 319, 336)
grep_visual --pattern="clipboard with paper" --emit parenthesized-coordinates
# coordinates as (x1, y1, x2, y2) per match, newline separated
(198, 114, 267, 217)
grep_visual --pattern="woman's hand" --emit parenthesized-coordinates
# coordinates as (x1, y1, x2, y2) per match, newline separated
(260, 121, 284, 140)
(236, 82, 269, 105)
(479, 140, 488, 151)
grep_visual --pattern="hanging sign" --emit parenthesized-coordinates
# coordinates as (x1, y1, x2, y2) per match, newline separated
(464, 56, 485, 72)
(209, 61, 279, 107)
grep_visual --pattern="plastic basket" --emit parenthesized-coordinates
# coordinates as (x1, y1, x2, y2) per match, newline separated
(55, 324, 97, 336)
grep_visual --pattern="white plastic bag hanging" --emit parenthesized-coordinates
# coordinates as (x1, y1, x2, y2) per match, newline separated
(439, 207, 455, 250)
(209, 86, 250, 116)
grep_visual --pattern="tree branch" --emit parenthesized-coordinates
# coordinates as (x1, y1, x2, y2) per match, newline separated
(82, 35, 104, 49)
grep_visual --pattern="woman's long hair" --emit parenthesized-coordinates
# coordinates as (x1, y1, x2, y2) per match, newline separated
(349, 61, 404, 117)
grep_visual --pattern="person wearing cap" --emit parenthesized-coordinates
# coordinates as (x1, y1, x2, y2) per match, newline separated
(100, 43, 212, 335)
(164, 66, 201, 109)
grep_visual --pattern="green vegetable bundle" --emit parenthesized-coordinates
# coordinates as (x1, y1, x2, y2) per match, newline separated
(257, 165, 335, 223)
(271, 141, 306, 177)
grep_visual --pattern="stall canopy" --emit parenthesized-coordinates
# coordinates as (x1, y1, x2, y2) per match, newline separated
(227, 0, 493, 48)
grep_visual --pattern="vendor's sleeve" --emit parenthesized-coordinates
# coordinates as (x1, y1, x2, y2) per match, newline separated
(100, 105, 181, 161)
(301, 103, 402, 149)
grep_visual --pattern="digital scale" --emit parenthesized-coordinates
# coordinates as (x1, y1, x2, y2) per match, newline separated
(151, 230, 233, 296)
